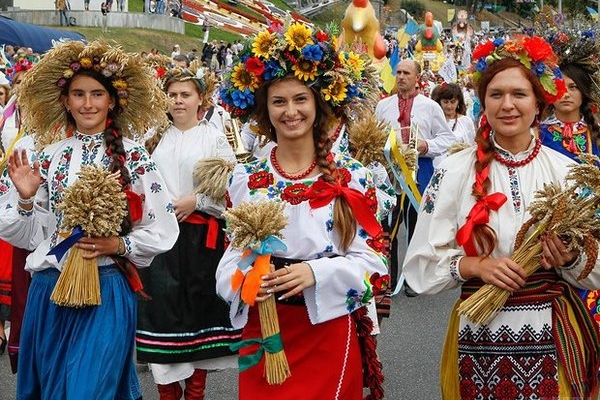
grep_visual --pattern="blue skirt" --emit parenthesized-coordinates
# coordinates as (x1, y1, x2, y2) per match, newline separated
(17, 266, 141, 400)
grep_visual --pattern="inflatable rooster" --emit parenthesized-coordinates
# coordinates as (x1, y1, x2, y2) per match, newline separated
(338, 0, 387, 70)
(414, 11, 445, 72)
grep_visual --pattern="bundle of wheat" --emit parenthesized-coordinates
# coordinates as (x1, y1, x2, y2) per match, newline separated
(51, 165, 127, 307)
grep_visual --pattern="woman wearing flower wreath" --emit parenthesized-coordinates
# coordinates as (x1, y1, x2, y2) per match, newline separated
(403, 36, 600, 399)
(139, 67, 239, 400)
(216, 22, 389, 399)
(2, 40, 179, 399)
(539, 32, 600, 328)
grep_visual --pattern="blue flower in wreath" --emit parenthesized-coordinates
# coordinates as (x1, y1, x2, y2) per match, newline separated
(231, 89, 255, 109)
(302, 44, 324, 62)
(263, 60, 284, 81)
(475, 58, 487, 72)
(532, 61, 546, 78)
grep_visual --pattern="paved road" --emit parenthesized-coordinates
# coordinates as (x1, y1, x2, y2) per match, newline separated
(0, 287, 457, 399)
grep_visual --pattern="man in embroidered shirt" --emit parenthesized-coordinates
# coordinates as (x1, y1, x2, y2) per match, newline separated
(376, 59, 457, 296)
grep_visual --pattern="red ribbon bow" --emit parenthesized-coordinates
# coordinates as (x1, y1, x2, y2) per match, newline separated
(124, 189, 143, 222)
(305, 180, 382, 238)
(456, 192, 507, 256)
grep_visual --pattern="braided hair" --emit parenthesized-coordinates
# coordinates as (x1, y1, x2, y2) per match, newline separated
(254, 76, 357, 252)
(559, 64, 600, 150)
(62, 69, 133, 235)
(468, 58, 548, 256)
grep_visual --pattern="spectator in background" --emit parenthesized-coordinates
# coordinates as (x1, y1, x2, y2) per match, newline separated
(106, 0, 114, 10)
(56, 0, 70, 26)
(84, 0, 90, 10)
(171, 44, 180, 59)
(172, 54, 189, 68)
(117, 0, 125, 12)
(101, 2, 109, 33)
(187, 48, 198, 62)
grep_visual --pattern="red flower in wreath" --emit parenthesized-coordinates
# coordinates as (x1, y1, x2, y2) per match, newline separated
(542, 78, 567, 105)
(316, 30, 329, 42)
(245, 57, 265, 76)
(472, 41, 495, 61)
(248, 171, 274, 189)
(523, 36, 555, 62)
(369, 272, 390, 295)
(281, 183, 309, 205)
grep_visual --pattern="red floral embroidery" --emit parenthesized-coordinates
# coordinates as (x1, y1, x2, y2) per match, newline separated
(41, 159, 51, 171)
(367, 232, 388, 255)
(280, 183, 309, 205)
(130, 151, 141, 161)
(334, 167, 351, 185)
(248, 171, 273, 189)
(135, 166, 146, 175)
(369, 272, 390, 295)
(365, 188, 378, 214)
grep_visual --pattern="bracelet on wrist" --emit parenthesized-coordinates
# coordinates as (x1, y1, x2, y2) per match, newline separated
(117, 237, 127, 256)
(18, 195, 35, 205)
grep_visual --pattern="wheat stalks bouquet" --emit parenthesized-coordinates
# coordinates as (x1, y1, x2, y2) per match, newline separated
(224, 200, 291, 385)
(49, 165, 127, 307)
(458, 154, 600, 324)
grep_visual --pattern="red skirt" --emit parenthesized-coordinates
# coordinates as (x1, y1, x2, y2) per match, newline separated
(0, 239, 13, 309)
(239, 303, 363, 400)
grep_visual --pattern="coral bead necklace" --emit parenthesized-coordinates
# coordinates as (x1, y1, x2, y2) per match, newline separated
(494, 139, 542, 167)
(270, 146, 318, 180)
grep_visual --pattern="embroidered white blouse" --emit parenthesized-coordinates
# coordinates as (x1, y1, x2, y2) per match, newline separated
(216, 153, 389, 328)
(0, 131, 179, 273)
(151, 122, 236, 217)
(403, 137, 600, 293)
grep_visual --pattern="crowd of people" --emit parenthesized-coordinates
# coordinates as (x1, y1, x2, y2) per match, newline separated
(0, 16, 600, 400)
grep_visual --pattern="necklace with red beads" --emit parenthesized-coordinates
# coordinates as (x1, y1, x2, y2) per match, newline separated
(270, 146, 318, 180)
(494, 139, 542, 167)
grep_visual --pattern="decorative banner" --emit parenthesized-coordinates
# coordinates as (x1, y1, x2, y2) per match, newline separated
(383, 127, 421, 211)
(439, 56, 457, 83)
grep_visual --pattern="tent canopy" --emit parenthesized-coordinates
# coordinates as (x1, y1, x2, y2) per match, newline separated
(0, 16, 86, 54)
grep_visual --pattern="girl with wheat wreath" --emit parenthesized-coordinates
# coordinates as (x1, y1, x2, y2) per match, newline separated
(403, 37, 600, 399)
(2, 40, 179, 399)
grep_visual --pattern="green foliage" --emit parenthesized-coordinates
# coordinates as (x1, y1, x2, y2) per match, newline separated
(402, 0, 426, 19)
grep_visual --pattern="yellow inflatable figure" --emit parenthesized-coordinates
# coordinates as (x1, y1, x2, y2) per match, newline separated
(338, 0, 388, 70)
(414, 11, 445, 72)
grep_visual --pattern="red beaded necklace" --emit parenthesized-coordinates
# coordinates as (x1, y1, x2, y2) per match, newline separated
(494, 139, 542, 168)
(270, 146, 318, 180)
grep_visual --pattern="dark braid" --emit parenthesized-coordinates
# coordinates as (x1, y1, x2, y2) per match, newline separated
(103, 112, 133, 235)
(582, 106, 600, 150)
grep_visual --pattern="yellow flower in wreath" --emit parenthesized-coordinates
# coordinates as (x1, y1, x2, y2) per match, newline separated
(231, 63, 260, 92)
(292, 58, 318, 82)
(321, 74, 348, 104)
(285, 23, 314, 52)
(252, 30, 278, 59)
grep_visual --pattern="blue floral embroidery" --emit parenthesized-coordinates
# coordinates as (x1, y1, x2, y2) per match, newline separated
(325, 218, 334, 232)
(506, 166, 522, 213)
(166, 202, 175, 213)
(345, 276, 375, 312)
(148, 210, 156, 220)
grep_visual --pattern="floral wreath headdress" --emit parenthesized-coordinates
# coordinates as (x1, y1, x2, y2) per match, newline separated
(470, 36, 566, 105)
(6, 56, 36, 83)
(546, 30, 600, 105)
(19, 40, 170, 149)
(219, 21, 374, 122)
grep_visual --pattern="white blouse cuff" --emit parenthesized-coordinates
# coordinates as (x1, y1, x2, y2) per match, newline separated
(449, 255, 467, 282)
